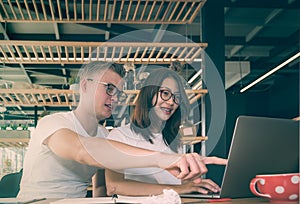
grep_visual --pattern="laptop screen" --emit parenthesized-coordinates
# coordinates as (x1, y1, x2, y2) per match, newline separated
(181, 116, 299, 199)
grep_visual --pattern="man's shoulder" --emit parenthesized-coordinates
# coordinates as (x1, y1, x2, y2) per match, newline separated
(40, 111, 73, 121)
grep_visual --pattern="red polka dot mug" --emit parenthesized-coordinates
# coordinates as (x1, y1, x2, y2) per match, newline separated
(250, 173, 300, 202)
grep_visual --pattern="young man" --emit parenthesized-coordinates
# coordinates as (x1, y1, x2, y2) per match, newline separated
(18, 61, 224, 199)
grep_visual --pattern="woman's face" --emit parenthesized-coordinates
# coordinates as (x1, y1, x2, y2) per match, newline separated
(152, 77, 180, 122)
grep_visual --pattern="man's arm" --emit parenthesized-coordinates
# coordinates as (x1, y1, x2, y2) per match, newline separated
(45, 128, 223, 180)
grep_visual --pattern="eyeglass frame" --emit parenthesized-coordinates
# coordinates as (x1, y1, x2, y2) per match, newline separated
(158, 88, 181, 105)
(87, 78, 127, 101)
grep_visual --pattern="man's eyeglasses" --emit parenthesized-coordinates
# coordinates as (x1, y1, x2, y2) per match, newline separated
(87, 78, 127, 102)
(159, 89, 181, 105)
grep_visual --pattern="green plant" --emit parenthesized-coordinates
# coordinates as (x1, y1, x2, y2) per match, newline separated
(68, 76, 79, 84)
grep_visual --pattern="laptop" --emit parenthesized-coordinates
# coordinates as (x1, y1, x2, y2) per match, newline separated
(181, 116, 299, 199)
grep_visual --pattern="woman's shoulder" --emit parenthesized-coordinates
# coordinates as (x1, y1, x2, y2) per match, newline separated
(109, 124, 132, 136)
(107, 124, 139, 142)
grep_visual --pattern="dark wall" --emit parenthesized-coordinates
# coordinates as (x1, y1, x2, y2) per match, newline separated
(226, 73, 299, 153)
(201, 0, 226, 185)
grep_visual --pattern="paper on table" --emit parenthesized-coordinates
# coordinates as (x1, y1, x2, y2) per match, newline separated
(50, 196, 148, 204)
(0, 197, 46, 204)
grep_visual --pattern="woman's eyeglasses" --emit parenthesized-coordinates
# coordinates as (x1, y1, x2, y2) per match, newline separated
(159, 89, 181, 105)
(87, 78, 127, 102)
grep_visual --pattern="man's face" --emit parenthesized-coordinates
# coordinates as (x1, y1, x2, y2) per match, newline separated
(87, 69, 124, 121)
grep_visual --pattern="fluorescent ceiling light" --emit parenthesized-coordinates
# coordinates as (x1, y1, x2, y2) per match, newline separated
(240, 52, 300, 93)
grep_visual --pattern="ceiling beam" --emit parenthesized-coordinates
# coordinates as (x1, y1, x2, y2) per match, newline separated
(224, 0, 300, 9)
(0, 23, 32, 84)
(227, 8, 283, 58)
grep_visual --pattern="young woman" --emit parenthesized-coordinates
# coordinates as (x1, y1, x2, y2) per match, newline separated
(101, 68, 226, 196)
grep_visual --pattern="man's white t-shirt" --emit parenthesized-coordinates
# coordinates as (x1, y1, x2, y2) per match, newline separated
(106, 124, 181, 185)
(18, 111, 108, 199)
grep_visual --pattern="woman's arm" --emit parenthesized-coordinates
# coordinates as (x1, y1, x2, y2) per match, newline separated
(104, 169, 222, 196)
(92, 169, 106, 197)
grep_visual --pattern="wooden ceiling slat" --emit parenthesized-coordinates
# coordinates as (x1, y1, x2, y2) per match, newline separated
(14, 94, 24, 104)
(74, 0, 77, 21)
(96, 46, 100, 60)
(110, 0, 117, 21)
(139, 0, 148, 22)
(5, 93, 16, 105)
(175, 1, 187, 22)
(73, 46, 76, 62)
(125, 0, 133, 21)
(7, 0, 17, 20)
(154, 0, 164, 21)
(89, 0, 93, 21)
(48, 93, 54, 104)
(168, 1, 181, 22)
(40, 0, 48, 20)
(178, 47, 188, 59)
(64, 46, 69, 61)
(182, 2, 195, 22)
(57, 0, 62, 21)
(185, 47, 196, 60)
(188, 1, 204, 23)
(155, 47, 164, 62)
(24, 0, 33, 21)
(40, 46, 47, 61)
(140, 46, 148, 62)
(0, 46, 9, 61)
(88, 46, 92, 61)
(6, 45, 16, 61)
(23, 45, 31, 62)
(147, 47, 156, 62)
(56, 46, 62, 63)
(15, 0, 25, 20)
(190, 48, 204, 62)
(0, 1, 9, 19)
(170, 47, 180, 61)
(118, 0, 125, 21)
(0, 94, 9, 104)
(15, 45, 23, 61)
(65, 0, 70, 20)
(81, 46, 84, 62)
(32, 0, 40, 21)
(111, 46, 116, 60)
(81, 0, 85, 21)
(49, 0, 55, 21)
(133, 47, 140, 61)
(162, 47, 172, 61)
(31, 46, 39, 62)
(55, 93, 62, 104)
(96, 0, 101, 21)
(146, 0, 156, 22)
(126, 47, 132, 61)
(118, 46, 124, 61)
(132, 0, 141, 21)
(30, 93, 39, 104)
(23, 94, 31, 104)
(103, 0, 108, 21)
(48, 46, 54, 62)
(160, 1, 172, 22)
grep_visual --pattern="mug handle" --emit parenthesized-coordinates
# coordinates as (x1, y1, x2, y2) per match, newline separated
(249, 178, 271, 198)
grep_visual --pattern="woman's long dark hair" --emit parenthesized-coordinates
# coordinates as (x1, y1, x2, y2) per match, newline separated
(130, 68, 190, 152)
